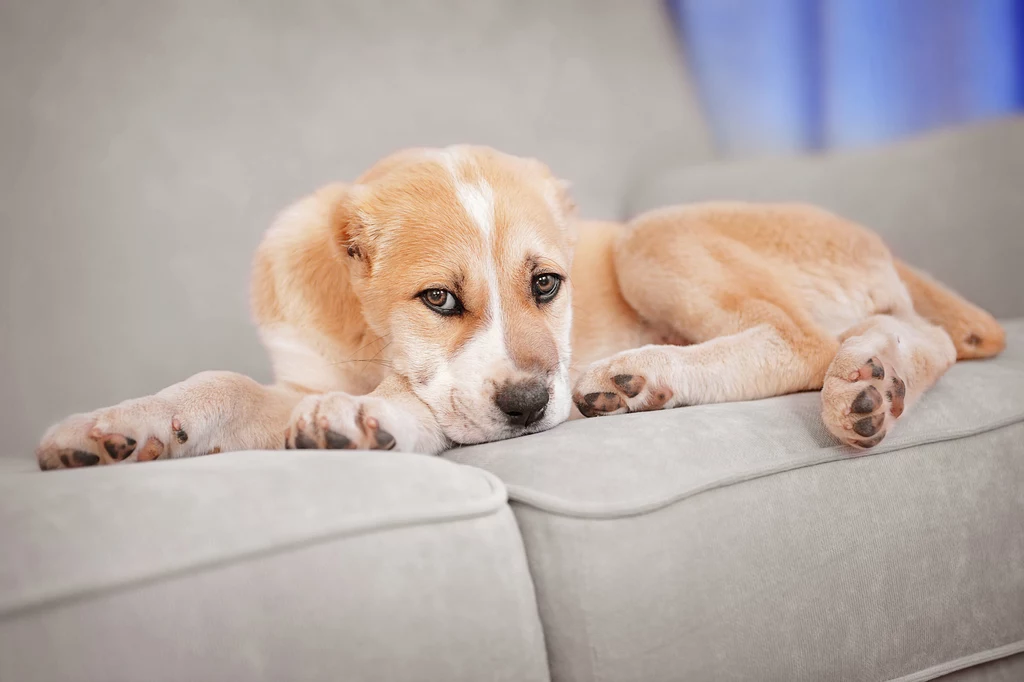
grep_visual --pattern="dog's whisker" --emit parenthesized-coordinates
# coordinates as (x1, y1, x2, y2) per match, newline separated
(325, 335, 394, 372)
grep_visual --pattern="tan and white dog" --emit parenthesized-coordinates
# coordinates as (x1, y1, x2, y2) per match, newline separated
(36, 146, 1005, 469)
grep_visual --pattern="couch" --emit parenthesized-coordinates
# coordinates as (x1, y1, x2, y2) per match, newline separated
(1, 2, 1021, 681)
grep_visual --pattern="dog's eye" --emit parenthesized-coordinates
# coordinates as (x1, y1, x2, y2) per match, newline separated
(420, 288, 463, 315)
(532, 274, 562, 303)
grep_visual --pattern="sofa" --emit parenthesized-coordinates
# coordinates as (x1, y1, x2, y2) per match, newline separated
(1, 2, 1021, 681)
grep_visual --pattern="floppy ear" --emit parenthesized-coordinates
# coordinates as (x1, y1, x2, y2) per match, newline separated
(524, 157, 577, 230)
(542, 175, 578, 252)
(328, 183, 372, 276)
(553, 178, 577, 225)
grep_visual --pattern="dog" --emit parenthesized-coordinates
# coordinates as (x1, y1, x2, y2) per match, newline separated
(36, 145, 1005, 469)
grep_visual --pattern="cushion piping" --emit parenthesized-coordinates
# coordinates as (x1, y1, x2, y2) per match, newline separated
(503, 411, 1024, 519)
(0, 465, 508, 621)
(887, 639, 1024, 682)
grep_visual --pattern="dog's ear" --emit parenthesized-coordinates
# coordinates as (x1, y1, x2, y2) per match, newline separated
(552, 178, 577, 225)
(522, 157, 577, 230)
(540, 171, 578, 249)
(328, 183, 373, 276)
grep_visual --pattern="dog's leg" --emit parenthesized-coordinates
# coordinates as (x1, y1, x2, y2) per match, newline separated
(573, 319, 837, 417)
(820, 313, 956, 449)
(36, 371, 301, 470)
(574, 217, 840, 416)
(895, 259, 1005, 360)
(285, 375, 448, 455)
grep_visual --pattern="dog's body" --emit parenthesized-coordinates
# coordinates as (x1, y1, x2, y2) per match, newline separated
(37, 146, 1005, 469)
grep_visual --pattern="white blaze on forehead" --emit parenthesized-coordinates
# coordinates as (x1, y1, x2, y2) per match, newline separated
(443, 151, 498, 290)
(442, 147, 510, 361)
(455, 178, 495, 238)
(439, 148, 493, 234)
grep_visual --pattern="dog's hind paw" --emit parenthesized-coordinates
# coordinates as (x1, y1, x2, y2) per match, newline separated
(821, 354, 905, 450)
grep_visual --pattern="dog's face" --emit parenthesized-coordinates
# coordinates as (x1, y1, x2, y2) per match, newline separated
(337, 146, 577, 444)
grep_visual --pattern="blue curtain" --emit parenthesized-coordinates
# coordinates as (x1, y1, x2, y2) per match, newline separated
(669, 0, 1024, 155)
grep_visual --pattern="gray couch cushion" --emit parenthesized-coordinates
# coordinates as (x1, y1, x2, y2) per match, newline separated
(625, 117, 1024, 318)
(447, 319, 1024, 682)
(0, 0, 712, 457)
(0, 451, 549, 682)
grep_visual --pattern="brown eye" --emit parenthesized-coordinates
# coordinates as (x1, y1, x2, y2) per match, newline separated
(419, 288, 462, 315)
(532, 274, 561, 303)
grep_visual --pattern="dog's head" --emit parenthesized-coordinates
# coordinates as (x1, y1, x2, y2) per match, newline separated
(334, 146, 577, 444)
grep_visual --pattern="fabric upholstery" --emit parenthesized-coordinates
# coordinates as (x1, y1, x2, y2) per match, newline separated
(448, 319, 1024, 682)
(626, 116, 1024, 318)
(0, 0, 712, 457)
(0, 451, 549, 682)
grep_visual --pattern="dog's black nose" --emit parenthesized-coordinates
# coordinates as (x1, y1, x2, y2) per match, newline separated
(494, 379, 550, 428)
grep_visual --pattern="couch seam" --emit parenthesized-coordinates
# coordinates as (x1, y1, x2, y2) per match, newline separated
(0, 467, 509, 622)
(885, 639, 1024, 682)
(503, 411, 1024, 519)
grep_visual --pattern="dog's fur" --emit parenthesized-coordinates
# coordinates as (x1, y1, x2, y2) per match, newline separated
(37, 146, 1005, 469)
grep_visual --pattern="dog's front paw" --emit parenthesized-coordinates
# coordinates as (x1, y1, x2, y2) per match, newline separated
(572, 349, 676, 417)
(37, 397, 182, 470)
(285, 392, 418, 451)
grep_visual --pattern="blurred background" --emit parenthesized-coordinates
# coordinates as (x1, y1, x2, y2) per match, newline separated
(671, 0, 1024, 154)
(1, 0, 1022, 457)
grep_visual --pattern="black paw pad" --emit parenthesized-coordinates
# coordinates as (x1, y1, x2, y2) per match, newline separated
(853, 412, 885, 438)
(373, 428, 396, 450)
(294, 431, 319, 449)
(612, 374, 646, 398)
(324, 429, 352, 450)
(103, 436, 137, 461)
(584, 392, 623, 414)
(851, 386, 883, 414)
(72, 450, 100, 467)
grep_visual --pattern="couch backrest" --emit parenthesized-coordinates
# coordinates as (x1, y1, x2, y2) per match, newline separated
(0, 1, 712, 455)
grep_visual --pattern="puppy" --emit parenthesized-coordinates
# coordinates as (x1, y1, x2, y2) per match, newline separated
(36, 146, 1005, 469)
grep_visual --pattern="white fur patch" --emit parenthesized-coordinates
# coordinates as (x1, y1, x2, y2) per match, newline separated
(443, 147, 503, 331)
(456, 180, 495, 238)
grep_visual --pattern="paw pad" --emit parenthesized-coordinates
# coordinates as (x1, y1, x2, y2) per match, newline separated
(612, 374, 646, 398)
(101, 435, 137, 461)
(287, 397, 399, 451)
(59, 450, 101, 468)
(887, 377, 906, 418)
(324, 429, 353, 450)
(643, 388, 674, 410)
(825, 353, 909, 451)
(850, 386, 882, 414)
(850, 357, 885, 382)
(852, 412, 885, 437)
(575, 391, 623, 417)
(137, 437, 166, 461)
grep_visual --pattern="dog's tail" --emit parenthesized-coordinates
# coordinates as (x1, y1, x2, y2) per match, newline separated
(895, 259, 1005, 360)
